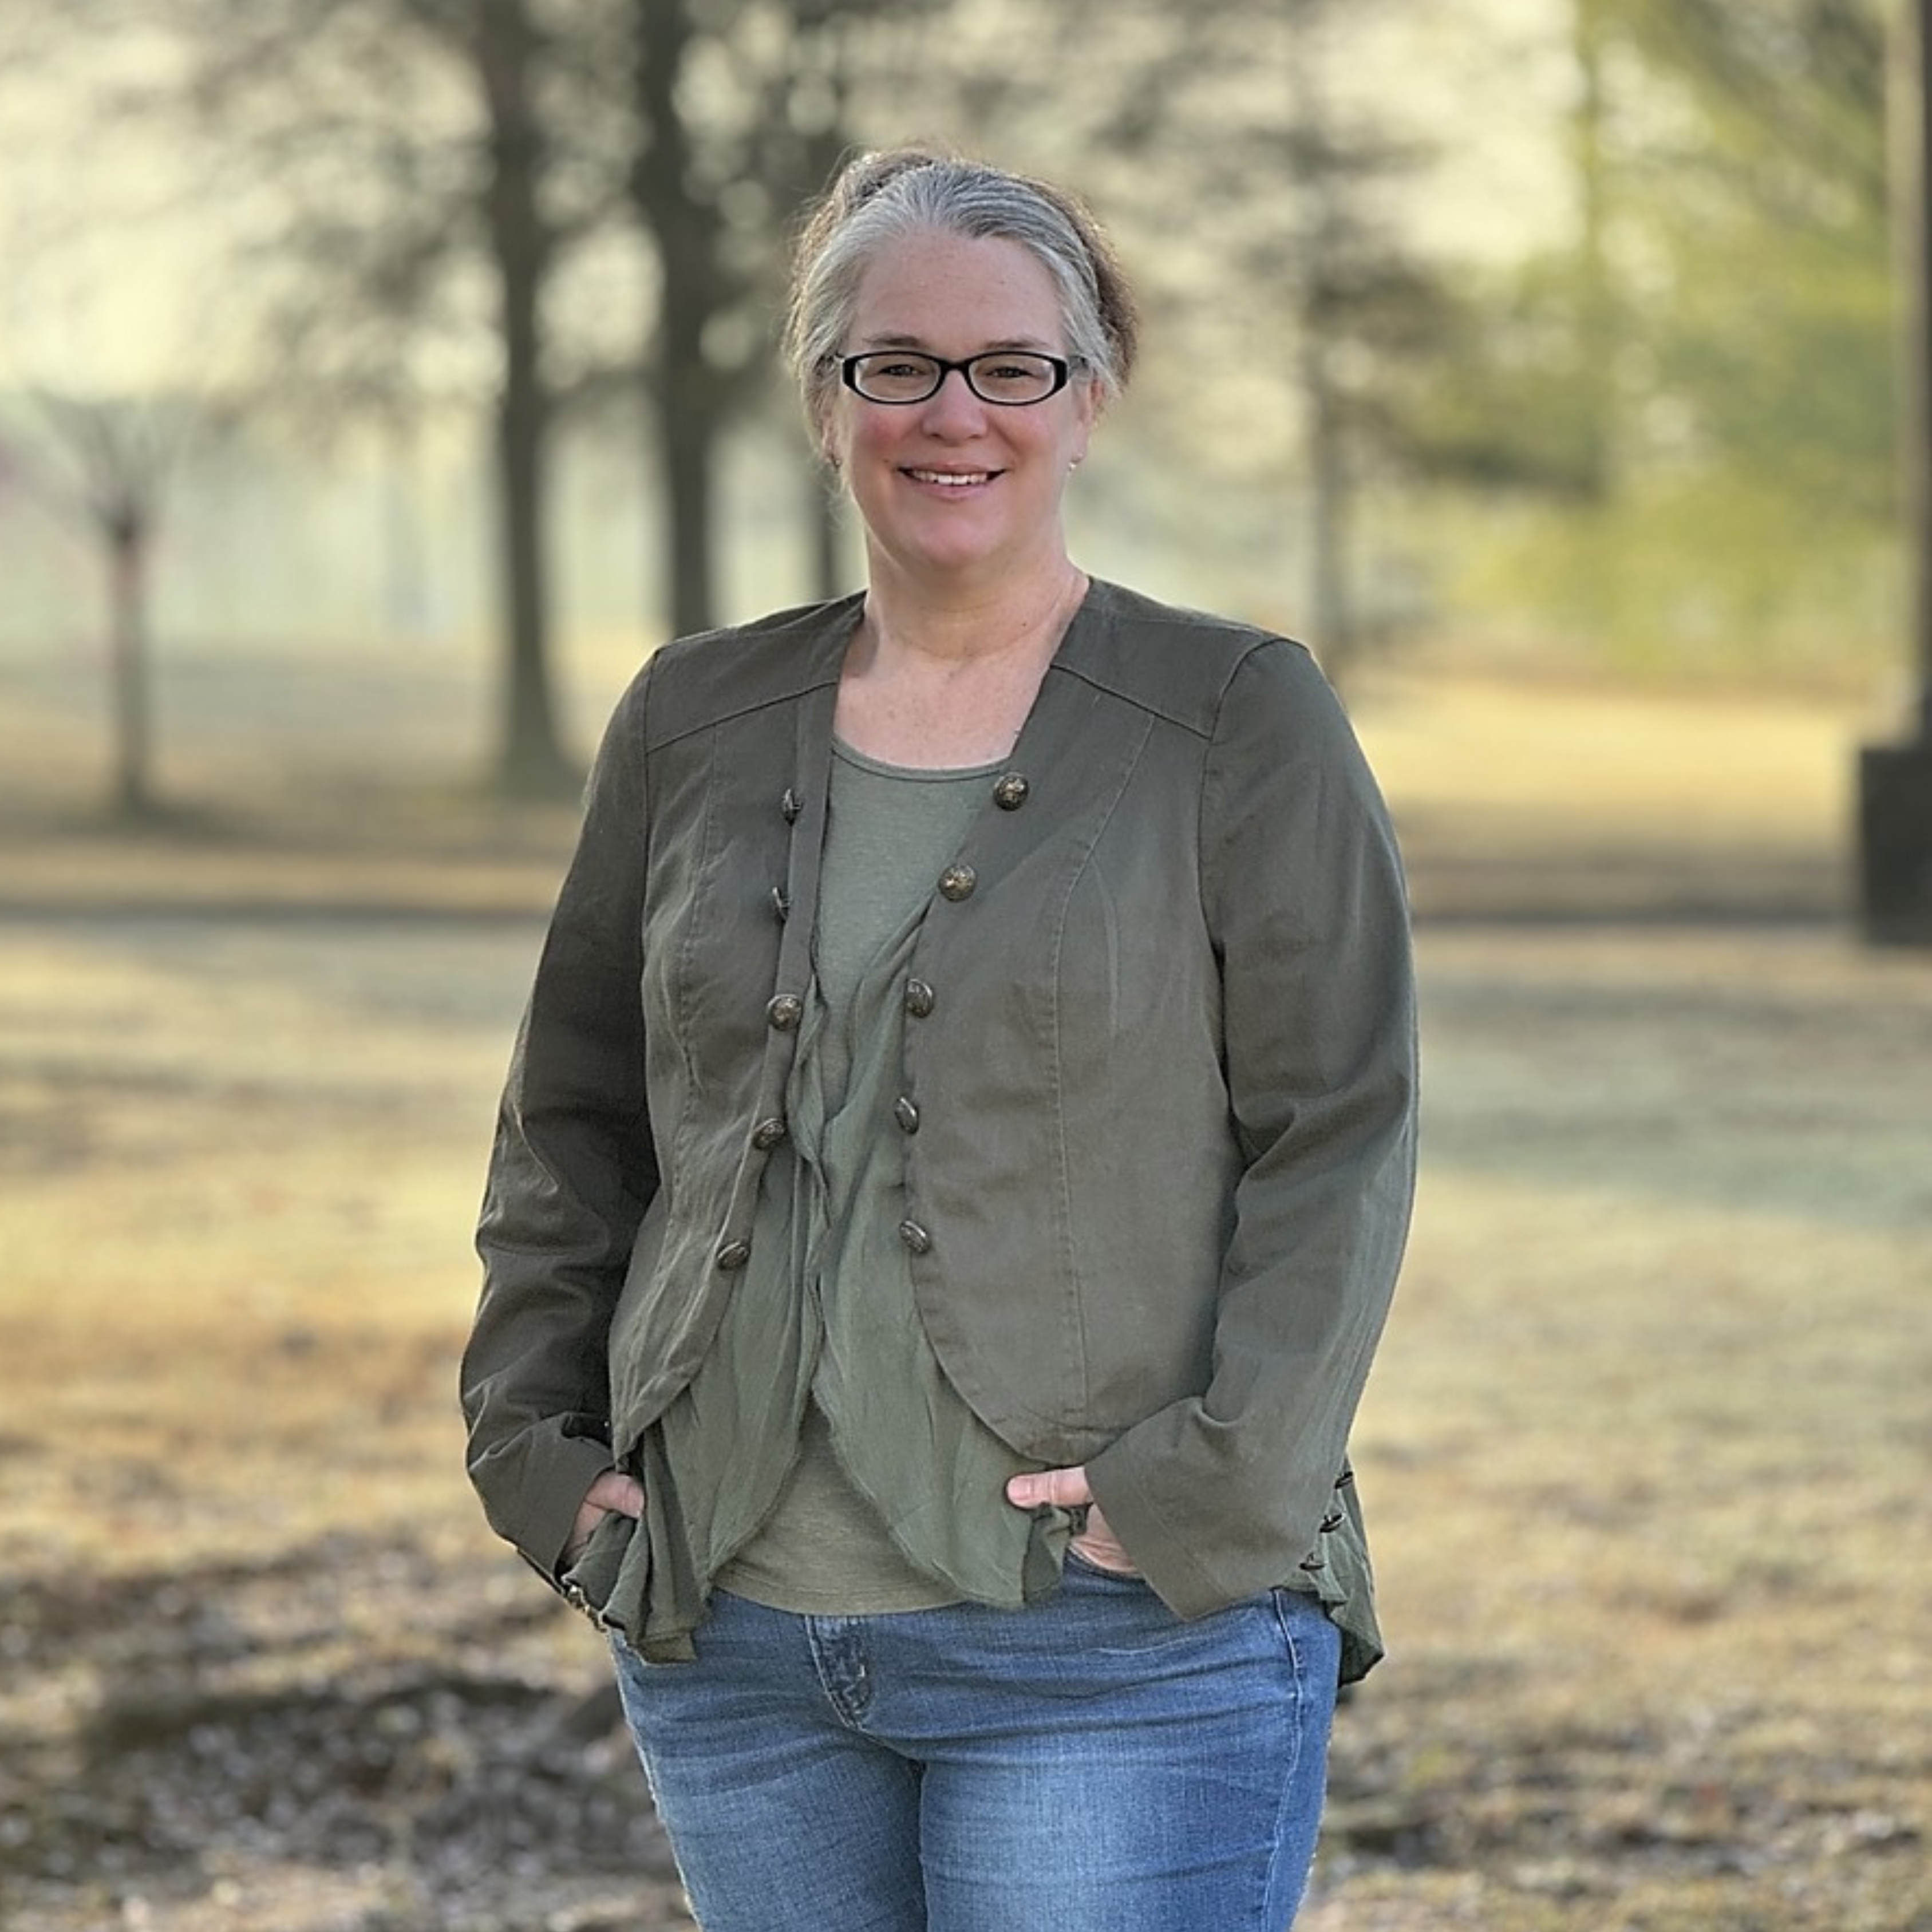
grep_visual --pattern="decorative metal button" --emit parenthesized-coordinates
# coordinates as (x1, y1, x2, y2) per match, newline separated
(938, 864, 977, 902)
(766, 993, 804, 1031)
(1319, 1511, 1345, 1535)
(1298, 1552, 1327, 1572)
(781, 787, 803, 824)
(771, 887, 790, 922)
(898, 1218, 933, 1255)
(993, 772, 1030, 810)
(751, 1116, 788, 1150)
(715, 1239, 752, 1271)
(904, 979, 936, 1018)
(894, 1096, 920, 1134)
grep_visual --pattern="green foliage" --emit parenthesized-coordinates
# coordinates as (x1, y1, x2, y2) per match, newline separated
(1439, 0, 1902, 676)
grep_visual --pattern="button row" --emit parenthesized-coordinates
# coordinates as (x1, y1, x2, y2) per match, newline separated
(735, 775, 1002, 1280)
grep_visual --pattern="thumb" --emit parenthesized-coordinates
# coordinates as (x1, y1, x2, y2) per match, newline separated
(1005, 1465, 1093, 1511)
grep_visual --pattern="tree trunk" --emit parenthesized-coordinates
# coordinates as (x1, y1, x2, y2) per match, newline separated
(108, 515, 154, 818)
(1302, 332, 1354, 682)
(659, 347, 718, 639)
(477, 0, 576, 797)
(634, 0, 722, 639)
(1573, 0, 1615, 501)
(1287, 9, 1356, 681)
(1896, 0, 1932, 734)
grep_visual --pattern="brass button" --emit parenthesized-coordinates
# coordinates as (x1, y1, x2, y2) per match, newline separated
(767, 993, 804, 1031)
(781, 787, 803, 824)
(993, 772, 1030, 810)
(898, 1218, 932, 1255)
(894, 1096, 920, 1134)
(771, 887, 790, 922)
(751, 1116, 788, 1151)
(904, 979, 935, 1018)
(938, 864, 977, 902)
(716, 1239, 752, 1271)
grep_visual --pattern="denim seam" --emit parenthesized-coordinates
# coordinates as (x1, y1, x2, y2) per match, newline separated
(1259, 1587, 1314, 1927)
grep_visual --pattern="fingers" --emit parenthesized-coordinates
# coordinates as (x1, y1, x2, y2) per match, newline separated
(1070, 1504, 1140, 1575)
(1007, 1472, 1139, 1573)
(584, 1469, 645, 1519)
(1004, 1465, 1093, 1511)
(561, 1469, 645, 1571)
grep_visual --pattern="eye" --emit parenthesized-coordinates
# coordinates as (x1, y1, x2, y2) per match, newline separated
(968, 353, 1061, 402)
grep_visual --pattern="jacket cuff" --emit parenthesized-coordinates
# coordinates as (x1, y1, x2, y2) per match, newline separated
(472, 1424, 621, 1583)
(1083, 1445, 1254, 1622)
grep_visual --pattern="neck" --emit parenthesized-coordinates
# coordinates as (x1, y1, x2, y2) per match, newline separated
(858, 550, 1088, 671)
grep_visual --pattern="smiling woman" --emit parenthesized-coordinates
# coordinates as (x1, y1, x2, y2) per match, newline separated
(461, 146, 1417, 1932)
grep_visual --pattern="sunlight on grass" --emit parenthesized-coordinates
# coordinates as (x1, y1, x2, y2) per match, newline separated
(1, 668, 1926, 1930)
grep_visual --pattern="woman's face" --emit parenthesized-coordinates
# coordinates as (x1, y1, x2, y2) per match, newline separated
(825, 230, 1097, 591)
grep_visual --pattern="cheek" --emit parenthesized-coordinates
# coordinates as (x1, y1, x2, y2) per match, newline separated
(842, 408, 905, 466)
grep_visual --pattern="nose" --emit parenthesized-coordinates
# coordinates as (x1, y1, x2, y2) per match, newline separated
(919, 365, 987, 434)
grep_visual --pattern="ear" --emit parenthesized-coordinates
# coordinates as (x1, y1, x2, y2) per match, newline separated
(815, 393, 851, 475)
(1068, 376, 1100, 466)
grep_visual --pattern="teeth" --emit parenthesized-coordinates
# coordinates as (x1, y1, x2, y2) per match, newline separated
(909, 469, 991, 487)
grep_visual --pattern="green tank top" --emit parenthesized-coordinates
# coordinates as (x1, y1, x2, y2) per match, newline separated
(714, 741, 1041, 1611)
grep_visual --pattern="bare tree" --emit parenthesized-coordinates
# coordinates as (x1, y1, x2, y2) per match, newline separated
(622, 0, 906, 636)
(148, 0, 598, 794)
(14, 394, 197, 816)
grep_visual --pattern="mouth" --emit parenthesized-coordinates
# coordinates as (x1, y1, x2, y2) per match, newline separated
(903, 467, 998, 489)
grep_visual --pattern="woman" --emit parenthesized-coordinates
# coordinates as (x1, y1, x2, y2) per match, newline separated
(461, 147, 1416, 1931)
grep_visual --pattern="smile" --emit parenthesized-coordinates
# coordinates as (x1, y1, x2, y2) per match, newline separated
(905, 468, 996, 488)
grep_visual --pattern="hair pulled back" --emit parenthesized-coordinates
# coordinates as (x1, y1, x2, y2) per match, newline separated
(784, 147, 1140, 443)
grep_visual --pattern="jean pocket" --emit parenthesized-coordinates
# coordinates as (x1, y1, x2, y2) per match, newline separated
(1062, 1543, 1147, 1583)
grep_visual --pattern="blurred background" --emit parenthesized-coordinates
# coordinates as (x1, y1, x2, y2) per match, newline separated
(0, 0, 1917, 799)
(2, 5, 1929, 1932)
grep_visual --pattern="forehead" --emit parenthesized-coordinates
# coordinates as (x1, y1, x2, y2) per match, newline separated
(851, 230, 1065, 346)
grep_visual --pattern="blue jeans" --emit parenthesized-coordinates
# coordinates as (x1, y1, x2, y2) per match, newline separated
(609, 1553, 1342, 1931)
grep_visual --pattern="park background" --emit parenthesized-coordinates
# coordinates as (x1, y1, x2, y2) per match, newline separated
(1, 2, 1928, 1929)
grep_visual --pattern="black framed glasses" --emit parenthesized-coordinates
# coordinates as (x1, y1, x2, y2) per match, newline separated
(838, 350, 1076, 407)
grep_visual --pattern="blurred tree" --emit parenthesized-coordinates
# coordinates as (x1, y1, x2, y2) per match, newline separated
(164, 0, 902, 751)
(893, 0, 1459, 672)
(1460, 0, 1897, 666)
(10, 394, 199, 816)
(621, 0, 922, 633)
(163, 0, 605, 796)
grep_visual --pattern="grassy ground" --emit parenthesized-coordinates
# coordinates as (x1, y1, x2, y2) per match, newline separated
(0, 646, 1927, 1930)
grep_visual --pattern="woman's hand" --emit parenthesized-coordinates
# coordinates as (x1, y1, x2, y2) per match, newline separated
(560, 1468, 645, 1571)
(1005, 1465, 1140, 1575)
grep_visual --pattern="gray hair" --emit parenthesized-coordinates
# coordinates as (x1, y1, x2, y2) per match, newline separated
(784, 148, 1140, 444)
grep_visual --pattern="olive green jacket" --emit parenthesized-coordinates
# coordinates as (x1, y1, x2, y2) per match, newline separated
(462, 579, 1416, 1656)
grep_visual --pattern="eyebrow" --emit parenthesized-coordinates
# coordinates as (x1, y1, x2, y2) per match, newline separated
(855, 332, 1059, 354)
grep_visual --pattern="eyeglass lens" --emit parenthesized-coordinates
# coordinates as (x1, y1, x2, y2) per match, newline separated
(845, 352, 1067, 406)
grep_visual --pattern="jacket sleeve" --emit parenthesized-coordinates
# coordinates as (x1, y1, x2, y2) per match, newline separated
(1084, 638, 1417, 1619)
(460, 665, 662, 1581)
